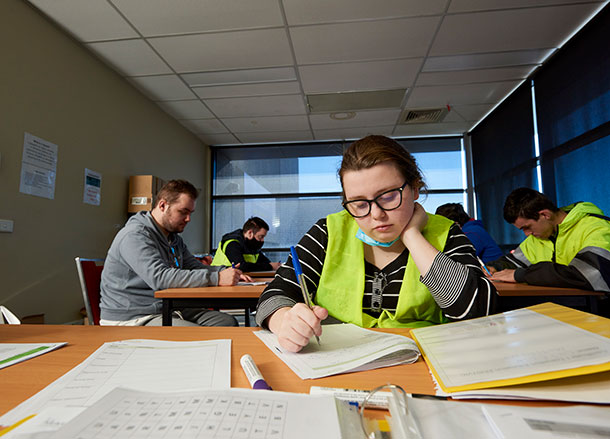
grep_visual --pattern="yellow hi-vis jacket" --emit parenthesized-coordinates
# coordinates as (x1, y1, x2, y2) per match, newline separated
(315, 210, 452, 328)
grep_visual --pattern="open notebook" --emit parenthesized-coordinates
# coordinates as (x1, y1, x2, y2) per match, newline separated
(255, 323, 420, 379)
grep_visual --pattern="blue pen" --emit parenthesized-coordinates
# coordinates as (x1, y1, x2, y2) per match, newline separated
(290, 246, 321, 345)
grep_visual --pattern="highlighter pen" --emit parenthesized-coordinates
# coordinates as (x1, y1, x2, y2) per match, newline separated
(476, 256, 492, 276)
(290, 246, 321, 345)
(240, 354, 272, 390)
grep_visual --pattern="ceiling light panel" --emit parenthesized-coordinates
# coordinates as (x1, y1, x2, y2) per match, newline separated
(156, 100, 214, 119)
(407, 81, 520, 107)
(111, 0, 284, 36)
(222, 115, 310, 133)
(307, 89, 407, 113)
(179, 119, 228, 134)
(148, 28, 293, 72)
(422, 48, 554, 72)
(283, 0, 447, 25)
(235, 131, 314, 143)
(290, 17, 440, 64)
(206, 95, 307, 118)
(86, 39, 171, 76)
(128, 75, 196, 100)
(299, 59, 422, 93)
(28, 0, 138, 42)
(416, 65, 534, 86)
(182, 67, 296, 87)
(448, 0, 601, 14)
(430, 4, 601, 56)
(194, 82, 301, 99)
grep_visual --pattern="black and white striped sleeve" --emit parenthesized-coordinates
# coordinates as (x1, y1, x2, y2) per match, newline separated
(420, 224, 498, 321)
(255, 219, 328, 327)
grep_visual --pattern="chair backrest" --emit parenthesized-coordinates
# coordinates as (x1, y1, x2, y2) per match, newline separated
(75, 257, 104, 325)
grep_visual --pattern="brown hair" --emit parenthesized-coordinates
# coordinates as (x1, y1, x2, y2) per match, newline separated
(338, 135, 426, 197)
(503, 187, 559, 223)
(243, 216, 269, 233)
(154, 179, 199, 207)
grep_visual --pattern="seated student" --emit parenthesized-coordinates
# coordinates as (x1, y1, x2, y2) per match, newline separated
(100, 179, 250, 327)
(212, 217, 281, 272)
(435, 203, 503, 263)
(256, 135, 497, 352)
(488, 187, 610, 291)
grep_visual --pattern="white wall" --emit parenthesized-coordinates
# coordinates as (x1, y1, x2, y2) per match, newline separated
(0, 0, 212, 323)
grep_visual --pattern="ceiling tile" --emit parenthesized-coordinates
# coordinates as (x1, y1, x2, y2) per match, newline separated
(28, 0, 138, 42)
(314, 126, 395, 141)
(406, 81, 521, 107)
(430, 4, 601, 55)
(182, 67, 296, 86)
(193, 82, 301, 99)
(205, 95, 307, 118)
(197, 133, 239, 145)
(443, 109, 466, 122)
(309, 109, 401, 130)
(448, 0, 604, 13)
(416, 65, 535, 86)
(290, 17, 440, 64)
(148, 29, 293, 73)
(423, 49, 554, 71)
(222, 116, 310, 133)
(450, 103, 495, 121)
(86, 39, 171, 76)
(299, 59, 423, 93)
(235, 131, 314, 143)
(283, 0, 447, 25)
(128, 75, 196, 100)
(156, 100, 213, 119)
(112, 0, 284, 35)
(179, 119, 228, 134)
(393, 122, 472, 136)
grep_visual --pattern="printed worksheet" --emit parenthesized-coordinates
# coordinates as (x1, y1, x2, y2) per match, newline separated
(50, 387, 342, 439)
(0, 339, 231, 428)
(255, 324, 420, 379)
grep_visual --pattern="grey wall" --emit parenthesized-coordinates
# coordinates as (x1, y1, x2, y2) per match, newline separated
(0, 0, 211, 323)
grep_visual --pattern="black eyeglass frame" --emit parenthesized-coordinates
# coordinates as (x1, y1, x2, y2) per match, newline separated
(342, 181, 409, 218)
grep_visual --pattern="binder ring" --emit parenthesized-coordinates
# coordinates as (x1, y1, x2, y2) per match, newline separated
(359, 384, 408, 438)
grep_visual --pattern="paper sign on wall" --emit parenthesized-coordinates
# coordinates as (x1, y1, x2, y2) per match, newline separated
(83, 168, 102, 206)
(19, 132, 58, 200)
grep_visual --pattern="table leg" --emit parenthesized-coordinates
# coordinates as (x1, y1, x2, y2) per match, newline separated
(162, 299, 172, 326)
(244, 308, 251, 327)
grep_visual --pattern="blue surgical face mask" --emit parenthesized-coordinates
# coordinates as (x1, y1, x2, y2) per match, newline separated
(355, 228, 400, 247)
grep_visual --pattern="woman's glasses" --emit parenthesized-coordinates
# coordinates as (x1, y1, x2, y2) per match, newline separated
(343, 182, 408, 218)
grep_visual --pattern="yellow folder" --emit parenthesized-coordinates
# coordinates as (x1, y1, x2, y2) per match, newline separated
(411, 302, 610, 393)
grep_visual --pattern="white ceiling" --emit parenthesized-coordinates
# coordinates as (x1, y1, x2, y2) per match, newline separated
(27, 0, 608, 145)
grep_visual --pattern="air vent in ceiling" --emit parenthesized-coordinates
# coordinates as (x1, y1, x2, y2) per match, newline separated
(399, 108, 448, 124)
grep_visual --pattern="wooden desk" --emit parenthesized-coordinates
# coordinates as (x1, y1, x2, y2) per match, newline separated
(245, 271, 276, 278)
(494, 282, 605, 313)
(0, 325, 435, 420)
(155, 282, 271, 327)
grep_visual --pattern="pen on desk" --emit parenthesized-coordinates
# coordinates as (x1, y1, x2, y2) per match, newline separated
(240, 354, 272, 390)
(290, 246, 321, 345)
(476, 256, 492, 276)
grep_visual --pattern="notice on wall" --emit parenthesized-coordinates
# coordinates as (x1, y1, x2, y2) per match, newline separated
(83, 168, 102, 206)
(19, 132, 58, 200)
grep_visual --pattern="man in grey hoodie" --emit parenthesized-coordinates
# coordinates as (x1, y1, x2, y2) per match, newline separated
(100, 179, 248, 326)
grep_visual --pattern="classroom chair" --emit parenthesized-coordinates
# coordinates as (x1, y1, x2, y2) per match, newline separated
(75, 257, 104, 325)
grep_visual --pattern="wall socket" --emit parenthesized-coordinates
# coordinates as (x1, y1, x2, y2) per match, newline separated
(0, 219, 14, 233)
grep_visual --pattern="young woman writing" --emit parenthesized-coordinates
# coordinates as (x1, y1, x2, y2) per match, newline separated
(256, 135, 497, 352)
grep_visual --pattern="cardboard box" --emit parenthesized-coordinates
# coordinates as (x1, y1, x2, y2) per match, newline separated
(128, 175, 164, 213)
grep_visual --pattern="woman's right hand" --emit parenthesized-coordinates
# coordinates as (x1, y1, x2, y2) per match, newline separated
(267, 304, 328, 352)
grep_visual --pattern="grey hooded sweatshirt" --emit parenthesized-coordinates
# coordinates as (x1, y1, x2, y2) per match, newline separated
(100, 211, 222, 321)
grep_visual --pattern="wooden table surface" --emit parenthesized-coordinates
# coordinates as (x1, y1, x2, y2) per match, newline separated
(493, 281, 605, 296)
(0, 325, 435, 418)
